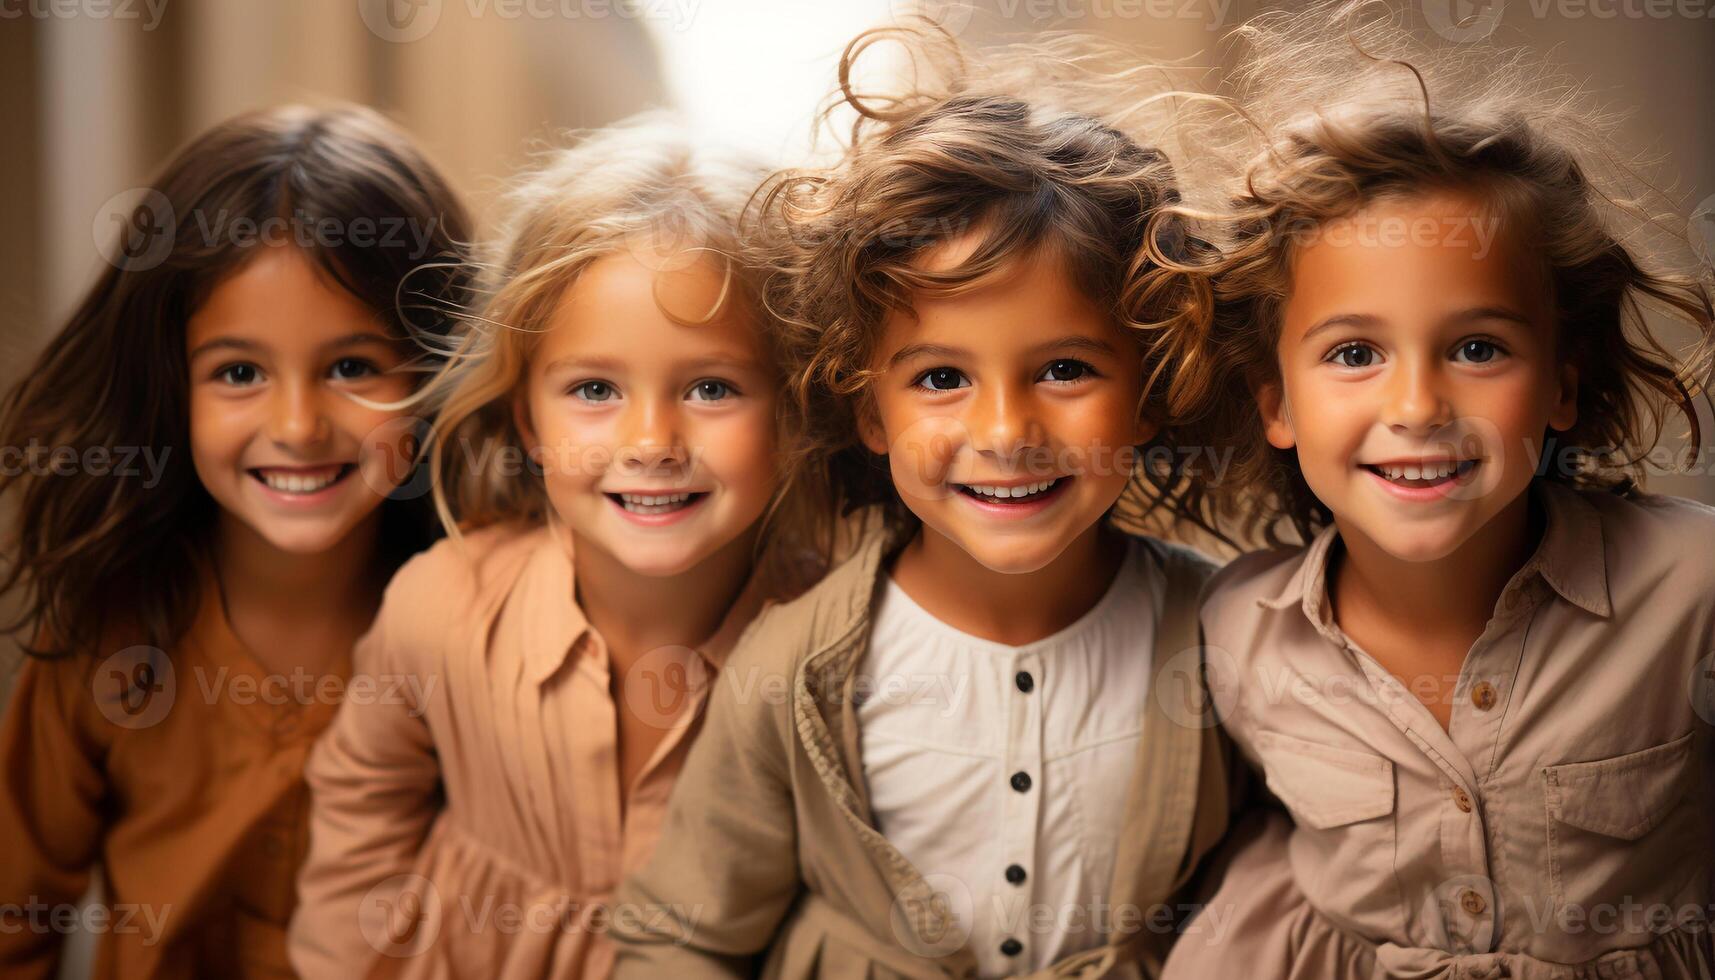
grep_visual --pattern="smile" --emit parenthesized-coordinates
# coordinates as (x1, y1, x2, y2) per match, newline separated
(249, 464, 354, 497)
(1361, 459, 1478, 487)
(605, 491, 707, 517)
(952, 476, 1070, 516)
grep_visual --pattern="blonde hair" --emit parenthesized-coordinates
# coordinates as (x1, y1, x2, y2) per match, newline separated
(419, 114, 799, 566)
(754, 22, 1223, 557)
(1159, 1, 1715, 544)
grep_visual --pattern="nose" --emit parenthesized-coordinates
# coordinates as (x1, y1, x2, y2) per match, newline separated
(1383, 356, 1453, 434)
(967, 379, 1045, 463)
(267, 378, 331, 449)
(613, 396, 687, 476)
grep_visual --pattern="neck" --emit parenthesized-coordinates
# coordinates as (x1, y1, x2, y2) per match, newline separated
(212, 509, 388, 667)
(892, 519, 1128, 646)
(1332, 489, 1541, 642)
(572, 525, 757, 668)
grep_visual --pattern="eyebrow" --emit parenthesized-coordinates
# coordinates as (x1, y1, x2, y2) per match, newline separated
(1300, 307, 1534, 344)
(187, 331, 396, 360)
(540, 353, 762, 375)
(886, 334, 1120, 369)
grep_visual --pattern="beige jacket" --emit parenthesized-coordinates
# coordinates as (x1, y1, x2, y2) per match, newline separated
(610, 513, 1242, 979)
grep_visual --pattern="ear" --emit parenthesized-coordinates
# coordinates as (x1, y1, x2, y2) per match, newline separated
(855, 399, 889, 457)
(1548, 360, 1578, 432)
(1254, 378, 1297, 450)
(1131, 409, 1160, 448)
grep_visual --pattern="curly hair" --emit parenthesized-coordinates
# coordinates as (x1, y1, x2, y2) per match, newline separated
(752, 21, 1224, 559)
(1156, 0, 1715, 545)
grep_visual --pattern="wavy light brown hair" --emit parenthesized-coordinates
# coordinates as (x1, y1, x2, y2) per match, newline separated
(421, 115, 816, 596)
(753, 22, 1223, 558)
(0, 104, 474, 658)
(1157, 1, 1715, 544)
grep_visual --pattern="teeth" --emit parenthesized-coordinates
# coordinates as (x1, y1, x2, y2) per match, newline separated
(260, 468, 342, 494)
(617, 492, 695, 515)
(965, 478, 1059, 499)
(1379, 462, 1463, 482)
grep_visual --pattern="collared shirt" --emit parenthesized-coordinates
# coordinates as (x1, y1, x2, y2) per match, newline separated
(0, 562, 347, 980)
(856, 536, 1162, 977)
(289, 520, 764, 980)
(1199, 481, 1715, 971)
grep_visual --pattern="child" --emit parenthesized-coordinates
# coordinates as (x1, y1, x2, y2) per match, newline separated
(0, 105, 472, 979)
(287, 116, 808, 980)
(1158, 4, 1715, 977)
(611, 25, 1242, 980)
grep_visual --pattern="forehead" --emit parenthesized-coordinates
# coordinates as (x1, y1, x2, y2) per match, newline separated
(879, 237, 1119, 354)
(1283, 190, 1550, 329)
(537, 251, 765, 365)
(186, 244, 387, 348)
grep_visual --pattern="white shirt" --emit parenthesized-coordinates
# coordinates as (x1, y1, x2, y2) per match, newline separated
(856, 537, 1163, 978)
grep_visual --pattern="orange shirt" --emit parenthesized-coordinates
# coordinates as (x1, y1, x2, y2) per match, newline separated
(288, 520, 766, 980)
(0, 568, 348, 979)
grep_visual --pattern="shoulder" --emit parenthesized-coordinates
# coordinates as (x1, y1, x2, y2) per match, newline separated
(723, 512, 895, 680)
(1196, 544, 1311, 651)
(1131, 534, 1221, 592)
(372, 521, 544, 644)
(1581, 483, 1715, 599)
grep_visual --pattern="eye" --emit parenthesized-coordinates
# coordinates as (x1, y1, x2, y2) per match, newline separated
(330, 357, 379, 381)
(570, 380, 618, 403)
(912, 367, 969, 392)
(1038, 359, 1095, 384)
(216, 363, 262, 386)
(1326, 343, 1378, 369)
(1452, 339, 1504, 364)
(687, 379, 737, 402)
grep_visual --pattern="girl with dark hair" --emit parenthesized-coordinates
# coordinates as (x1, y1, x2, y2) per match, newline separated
(0, 103, 472, 979)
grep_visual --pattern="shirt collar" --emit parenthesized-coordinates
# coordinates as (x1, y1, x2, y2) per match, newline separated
(1256, 479, 1612, 628)
(518, 519, 770, 685)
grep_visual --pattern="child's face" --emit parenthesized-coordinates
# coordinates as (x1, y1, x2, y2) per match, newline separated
(1263, 190, 1578, 562)
(518, 252, 779, 578)
(859, 238, 1155, 574)
(187, 245, 419, 556)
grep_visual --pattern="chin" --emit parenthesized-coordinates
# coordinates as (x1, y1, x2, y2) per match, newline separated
(247, 517, 357, 556)
(1356, 521, 1474, 564)
(951, 532, 1064, 576)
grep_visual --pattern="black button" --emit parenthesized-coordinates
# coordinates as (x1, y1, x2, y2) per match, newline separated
(1010, 771, 1032, 793)
(1015, 671, 1034, 693)
(1000, 938, 1023, 957)
(1005, 864, 1027, 885)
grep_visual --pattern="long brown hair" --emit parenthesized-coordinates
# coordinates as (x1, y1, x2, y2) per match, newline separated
(753, 22, 1222, 561)
(1157, 1, 1715, 545)
(0, 104, 474, 658)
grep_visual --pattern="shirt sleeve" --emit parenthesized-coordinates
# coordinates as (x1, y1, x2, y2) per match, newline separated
(0, 654, 108, 980)
(288, 597, 444, 980)
(609, 616, 804, 979)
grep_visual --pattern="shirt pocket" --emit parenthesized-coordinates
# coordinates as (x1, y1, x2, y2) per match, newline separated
(1542, 730, 1702, 914)
(1252, 730, 1404, 930)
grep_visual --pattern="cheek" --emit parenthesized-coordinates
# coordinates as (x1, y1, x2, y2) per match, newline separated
(187, 390, 249, 468)
(694, 408, 779, 483)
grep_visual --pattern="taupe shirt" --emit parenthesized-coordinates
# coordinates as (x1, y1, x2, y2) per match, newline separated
(1198, 481, 1715, 974)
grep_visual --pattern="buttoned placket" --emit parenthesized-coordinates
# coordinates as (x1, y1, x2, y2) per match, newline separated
(1305, 555, 1554, 955)
(997, 649, 1044, 965)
